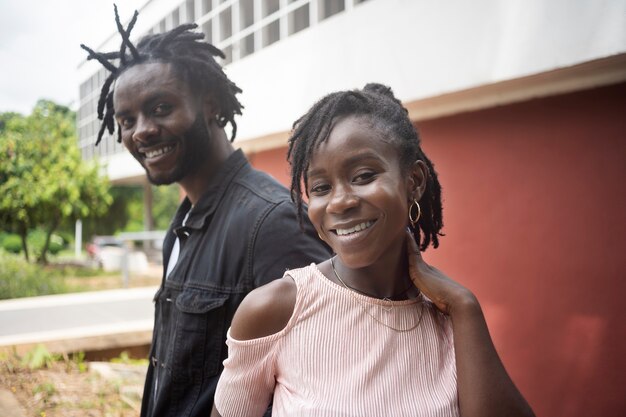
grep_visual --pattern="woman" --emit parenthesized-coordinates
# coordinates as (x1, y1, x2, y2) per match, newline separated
(211, 83, 534, 417)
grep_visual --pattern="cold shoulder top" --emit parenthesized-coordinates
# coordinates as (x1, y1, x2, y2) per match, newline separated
(215, 263, 459, 417)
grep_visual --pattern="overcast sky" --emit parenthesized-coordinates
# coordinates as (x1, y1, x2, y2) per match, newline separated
(0, 0, 145, 115)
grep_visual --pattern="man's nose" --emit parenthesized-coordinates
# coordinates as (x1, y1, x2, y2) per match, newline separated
(132, 115, 159, 143)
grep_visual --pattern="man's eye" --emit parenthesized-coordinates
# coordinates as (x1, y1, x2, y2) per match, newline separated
(153, 104, 172, 115)
(120, 118, 135, 128)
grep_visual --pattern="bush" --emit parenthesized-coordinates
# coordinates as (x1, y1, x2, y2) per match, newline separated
(0, 251, 68, 300)
(28, 229, 66, 258)
(1, 234, 22, 254)
(48, 234, 65, 255)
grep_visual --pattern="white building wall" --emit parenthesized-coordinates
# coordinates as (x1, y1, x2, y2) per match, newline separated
(227, 0, 626, 142)
(76, 0, 626, 181)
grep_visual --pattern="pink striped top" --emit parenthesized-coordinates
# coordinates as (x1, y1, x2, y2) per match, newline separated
(215, 264, 459, 417)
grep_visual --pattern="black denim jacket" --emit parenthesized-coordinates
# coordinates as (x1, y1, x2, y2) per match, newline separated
(140, 150, 330, 417)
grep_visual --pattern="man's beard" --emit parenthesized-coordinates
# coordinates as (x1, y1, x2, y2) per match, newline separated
(146, 114, 211, 186)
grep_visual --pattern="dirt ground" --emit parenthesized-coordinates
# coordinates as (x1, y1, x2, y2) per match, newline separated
(0, 264, 160, 416)
(0, 355, 146, 417)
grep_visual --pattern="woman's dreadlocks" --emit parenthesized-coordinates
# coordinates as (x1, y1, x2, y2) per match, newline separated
(80, 5, 243, 145)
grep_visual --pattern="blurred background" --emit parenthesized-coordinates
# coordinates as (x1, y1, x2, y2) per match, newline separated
(1, 0, 625, 416)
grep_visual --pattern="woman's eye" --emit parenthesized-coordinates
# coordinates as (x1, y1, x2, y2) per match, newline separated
(354, 171, 376, 183)
(310, 183, 330, 195)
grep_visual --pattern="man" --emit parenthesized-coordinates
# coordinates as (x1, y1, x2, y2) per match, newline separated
(81, 7, 330, 417)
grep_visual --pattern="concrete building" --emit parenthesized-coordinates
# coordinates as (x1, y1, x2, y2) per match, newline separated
(77, 1, 626, 415)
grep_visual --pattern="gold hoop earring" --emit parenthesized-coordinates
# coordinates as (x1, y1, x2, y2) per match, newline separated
(408, 200, 421, 228)
(318, 232, 325, 242)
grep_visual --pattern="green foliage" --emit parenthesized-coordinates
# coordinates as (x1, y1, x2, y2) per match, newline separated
(80, 186, 137, 238)
(33, 381, 56, 397)
(0, 250, 123, 299)
(0, 100, 112, 263)
(1, 233, 22, 253)
(71, 351, 87, 373)
(0, 230, 65, 256)
(110, 350, 149, 366)
(125, 189, 146, 232)
(153, 184, 181, 230)
(22, 344, 61, 370)
(81, 184, 180, 237)
(0, 251, 68, 299)
(28, 229, 65, 256)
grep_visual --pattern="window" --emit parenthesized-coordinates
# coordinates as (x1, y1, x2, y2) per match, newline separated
(203, 20, 213, 43)
(186, 0, 196, 22)
(219, 7, 232, 41)
(172, 9, 180, 27)
(202, 0, 212, 15)
(90, 74, 98, 95)
(320, 0, 345, 20)
(262, 19, 280, 46)
(263, 0, 280, 17)
(288, 4, 309, 35)
(240, 33, 255, 58)
(240, 0, 254, 29)
(80, 80, 89, 98)
(221, 45, 233, 65)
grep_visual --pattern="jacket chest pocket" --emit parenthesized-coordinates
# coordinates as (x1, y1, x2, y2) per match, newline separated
(169, 289, 229, 383)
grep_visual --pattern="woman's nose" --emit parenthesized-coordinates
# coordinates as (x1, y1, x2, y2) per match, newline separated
(326, 185, 359, 214)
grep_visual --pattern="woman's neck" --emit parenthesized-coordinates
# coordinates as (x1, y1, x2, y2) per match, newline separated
(333, 245, 412, 300)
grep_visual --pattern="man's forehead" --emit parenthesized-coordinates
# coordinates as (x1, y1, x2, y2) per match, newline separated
(113, 62, 195, 109)
(116, 62, 179, 88)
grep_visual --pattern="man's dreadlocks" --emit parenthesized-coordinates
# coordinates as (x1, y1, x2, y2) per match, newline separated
(80, 5, 243, 145)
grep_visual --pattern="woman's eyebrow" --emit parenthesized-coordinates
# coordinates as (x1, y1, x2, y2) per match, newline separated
(307, 151, 383, 178)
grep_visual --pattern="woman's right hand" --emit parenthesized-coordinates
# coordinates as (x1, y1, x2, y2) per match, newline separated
(405, 229, 478, 317)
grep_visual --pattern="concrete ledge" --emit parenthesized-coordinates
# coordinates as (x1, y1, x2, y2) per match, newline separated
(0, 287, 156, 356)
(0, 327, 153, 357)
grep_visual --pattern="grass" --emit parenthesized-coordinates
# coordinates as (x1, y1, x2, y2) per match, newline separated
(0, 250, 160, 300)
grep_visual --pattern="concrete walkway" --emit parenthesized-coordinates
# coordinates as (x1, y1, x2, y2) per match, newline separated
(0, 287, 157, 355)
(0, 288, 157, 414)
(0, 389, 27, 417)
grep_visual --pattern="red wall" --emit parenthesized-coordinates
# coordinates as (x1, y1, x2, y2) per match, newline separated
(247, 146, 292, 186)
(248, 82, 626, 417)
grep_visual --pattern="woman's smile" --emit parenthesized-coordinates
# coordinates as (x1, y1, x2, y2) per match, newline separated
(333, 220, 375, 236)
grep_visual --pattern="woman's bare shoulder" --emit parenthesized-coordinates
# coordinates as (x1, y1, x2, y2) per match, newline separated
(230, 276, 297, 341)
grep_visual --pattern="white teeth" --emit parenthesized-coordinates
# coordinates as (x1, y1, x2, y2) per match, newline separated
(145, 145, 174, 158)
(336, 221, 374, 236)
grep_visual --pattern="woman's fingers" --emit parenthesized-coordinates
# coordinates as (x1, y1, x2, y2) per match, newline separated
(405, 229, 472, 315)
(406, 228, 422, 272)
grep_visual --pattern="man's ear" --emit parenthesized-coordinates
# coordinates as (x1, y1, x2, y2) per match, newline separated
(202, 96, 220, 121)
(406, 160, 429, 201)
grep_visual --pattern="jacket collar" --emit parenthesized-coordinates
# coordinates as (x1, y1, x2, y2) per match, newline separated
(172, 149, 250, 231)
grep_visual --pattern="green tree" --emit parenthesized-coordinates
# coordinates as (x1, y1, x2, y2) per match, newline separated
(153, 184, 182, 230)
(81, 184, 181, 238)
(0, 100, 112, 263)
